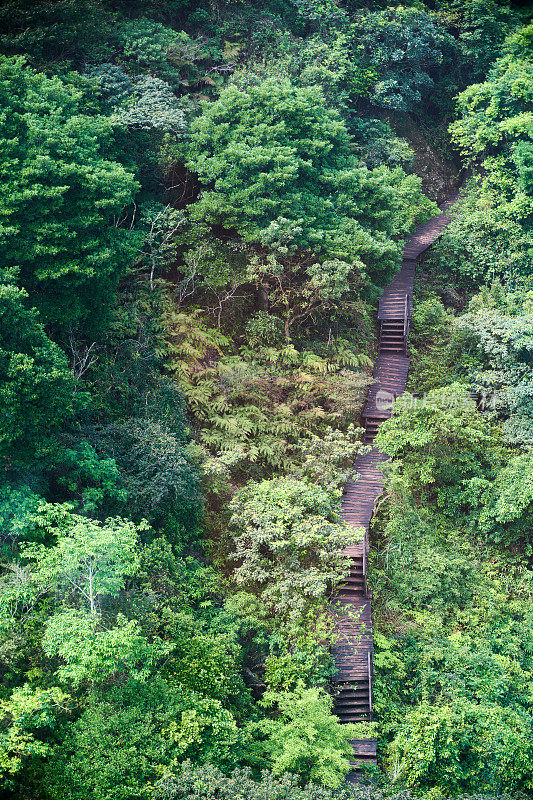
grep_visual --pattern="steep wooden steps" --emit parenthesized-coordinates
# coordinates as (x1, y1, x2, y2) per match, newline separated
(347, 740, 378, 778)
(332, 193, 460, 780)
(402, 196, 458, 259)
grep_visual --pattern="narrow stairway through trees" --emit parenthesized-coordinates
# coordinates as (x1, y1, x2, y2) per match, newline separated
(332, 196, 459, 778)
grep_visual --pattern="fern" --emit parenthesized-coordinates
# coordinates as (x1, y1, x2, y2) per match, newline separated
(163, 308, 370, 475)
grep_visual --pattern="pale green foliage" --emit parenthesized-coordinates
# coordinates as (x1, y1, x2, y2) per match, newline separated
(166, 310, 368, 475)
(22, 505, 143, 613)
(429, 178, 533, 282)
(14, 508, 164, 688)
(254, 682, 358, 787)
(474, 450, 533, 547)
(406, 293, 477, 394)
(229, 478, 353, 624)
(42, 610, 170, 688)
(120, 76, 187, 134)
(374, 384, 502, 495)
(388, 699, 533, 793)
(450, 40, 533, 164)
(0, 685, 68, 777)
(264, 634, 333, 692)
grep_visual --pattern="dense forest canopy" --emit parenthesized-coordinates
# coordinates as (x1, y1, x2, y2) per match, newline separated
(0, 0, 532, 797)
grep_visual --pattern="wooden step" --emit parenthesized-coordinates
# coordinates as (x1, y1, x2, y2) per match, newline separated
(333, 196, 458, 748)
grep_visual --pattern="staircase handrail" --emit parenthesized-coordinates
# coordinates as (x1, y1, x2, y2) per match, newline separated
(367, 650, 372, 718)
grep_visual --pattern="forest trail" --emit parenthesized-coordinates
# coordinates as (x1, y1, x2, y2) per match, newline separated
(332, 194, 459, 777)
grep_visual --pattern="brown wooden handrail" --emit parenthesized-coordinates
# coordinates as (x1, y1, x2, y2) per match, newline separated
(368, 650, 372, 718)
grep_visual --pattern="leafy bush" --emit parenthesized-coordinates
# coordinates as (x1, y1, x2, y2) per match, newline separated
(254, 683, 359, 787)
(44, 679, 241, 799)
(228, 478, 354, 626)
(0, 275, 77, 461)
(154, 760, 352, 800)
(0, 56, 138, 328)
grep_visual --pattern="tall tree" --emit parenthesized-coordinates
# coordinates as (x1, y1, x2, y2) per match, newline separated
(0, 56, 138, 329)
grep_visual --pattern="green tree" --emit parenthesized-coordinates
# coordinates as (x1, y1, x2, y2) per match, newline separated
(44, 679, 240, 800)
(228, 478, 354, 627)
(0, 56, 138, 328)
(42, 610, 169, 688)
(475, 450, 533, 547)
(187, 77, 435, 292)
(0, 272, 76, 461)
(23, 505, 142, 614)
(374, 384, 504, 511)
(14, 507, 170, 688)
(254, 683, 358, 788)
(456, 290, 533, 445)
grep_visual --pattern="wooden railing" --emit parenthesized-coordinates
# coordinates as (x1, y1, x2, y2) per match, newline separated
(367, 651, 372, 716)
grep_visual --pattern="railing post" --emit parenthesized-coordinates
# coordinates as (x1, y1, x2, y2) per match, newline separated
(368, 650, 372, 719)
(403, 293, 408, 355)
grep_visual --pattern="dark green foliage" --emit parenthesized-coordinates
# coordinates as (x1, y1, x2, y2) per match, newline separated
(0, 56, 139, 329)
(44, 679, 242, 799)
(87, 418, 201, 530)
(349, 7, 457, 113)
(0, 274, 77, 461)
(435, 0, 517, 82)
(0, 0, 116, 67)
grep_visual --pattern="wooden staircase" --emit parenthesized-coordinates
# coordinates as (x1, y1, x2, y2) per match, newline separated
(332, 195, 459, 780)
(380, 320, 407, 355)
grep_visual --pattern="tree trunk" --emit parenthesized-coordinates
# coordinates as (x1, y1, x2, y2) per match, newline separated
(256, 285, 269, 312)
